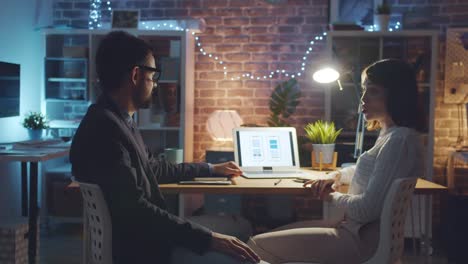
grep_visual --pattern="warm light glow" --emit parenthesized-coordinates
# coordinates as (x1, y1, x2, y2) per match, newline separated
(206, 110, 243, 142)
(312, 67, 340, 84)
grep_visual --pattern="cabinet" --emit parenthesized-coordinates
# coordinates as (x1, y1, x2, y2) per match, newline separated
(43, 29, 196, 161)
(324, 30, 438, 180)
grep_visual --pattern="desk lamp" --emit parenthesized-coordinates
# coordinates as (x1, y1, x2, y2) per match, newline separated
(313, 67, 365, 159)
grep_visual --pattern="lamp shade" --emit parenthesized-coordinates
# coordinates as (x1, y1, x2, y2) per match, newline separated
(312, 67, 340, 84)
(206, 110, 243, 141)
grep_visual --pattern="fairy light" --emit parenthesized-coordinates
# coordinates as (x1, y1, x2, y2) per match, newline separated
(89, 0, 112, 29)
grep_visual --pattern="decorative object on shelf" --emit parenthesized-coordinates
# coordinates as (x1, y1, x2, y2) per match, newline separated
(444, 27, 468, 104)
(22, 111, 49, 140)
(267, 78, 301, 127)
(374, 2, 391, 31)
(206, 110, 243, 142)
(111, 10, 139, 29)
(89, 0, 112, 29)
(305, 121, 341, 170)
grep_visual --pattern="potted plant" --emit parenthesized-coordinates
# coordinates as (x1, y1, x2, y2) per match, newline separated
(267, 78, 301, 127)
(374, 2, 391, 31)
(304, 120, 342, 164)
(22, 112, 49, 140)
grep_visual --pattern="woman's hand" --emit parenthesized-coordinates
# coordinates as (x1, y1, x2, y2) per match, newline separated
(210, 232, 260, 263)
(303, 179, 335, 201)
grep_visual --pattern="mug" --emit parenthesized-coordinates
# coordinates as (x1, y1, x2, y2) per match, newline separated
(159, 148, 183, 164)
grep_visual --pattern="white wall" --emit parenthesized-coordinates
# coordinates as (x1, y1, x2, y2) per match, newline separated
(0, 0, 45, 217)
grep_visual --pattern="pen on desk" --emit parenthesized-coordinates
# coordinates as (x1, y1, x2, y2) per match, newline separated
(274, 179, 282, 186)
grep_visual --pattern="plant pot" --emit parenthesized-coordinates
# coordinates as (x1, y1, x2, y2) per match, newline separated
(374, 14, 390, 31)
(28, 129, 43, 140)
(312, 144, 335, 164)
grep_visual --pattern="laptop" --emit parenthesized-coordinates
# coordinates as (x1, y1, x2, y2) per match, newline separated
(233, 127, 306, 179)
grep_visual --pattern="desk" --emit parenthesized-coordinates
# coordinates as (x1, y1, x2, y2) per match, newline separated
(0, 147, 69, 264)
(160, 171, 447, 255)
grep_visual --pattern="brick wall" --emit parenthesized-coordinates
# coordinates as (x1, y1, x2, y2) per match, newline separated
(53, 0, 328, 161)
(53, 0, 468, 226)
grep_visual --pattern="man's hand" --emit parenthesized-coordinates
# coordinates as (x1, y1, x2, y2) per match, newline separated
(211, 232, 260, 263)
(212, 161, 243, 177)
(303, 179, 335, 201)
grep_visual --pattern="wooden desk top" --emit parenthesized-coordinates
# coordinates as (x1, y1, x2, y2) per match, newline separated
(159, 168, 447, 196)
(0, 147, 69, 162)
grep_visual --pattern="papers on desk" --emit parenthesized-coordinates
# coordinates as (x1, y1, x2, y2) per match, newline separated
(179, 180, 232, 185)
(13, 139, 70, 149)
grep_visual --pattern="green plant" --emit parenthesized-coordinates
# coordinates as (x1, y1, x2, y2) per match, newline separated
(304, 120, 342, 144)
(376, 2, 391, 14)
(267, 78, 301, 127)
(22, 112, 49, 130)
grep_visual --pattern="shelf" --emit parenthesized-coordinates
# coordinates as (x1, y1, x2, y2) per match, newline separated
(0, 76, 20, 81)
(45, 98, 87, 102)
(49, 120, 81, 129)
(138, 125, 180, 131)
(47, 78, 87, 82)
(45, 57, 87, 62)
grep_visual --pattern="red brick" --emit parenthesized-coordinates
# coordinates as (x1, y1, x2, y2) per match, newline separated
(195, 80, 217, 89)
(280, 17, 304, 25)
(195, 98, 216, 106)
(190, 8, 215, 16)
(252, 53, 278, 61)
(204, 0, 229, 7)
(200, 89, 226, 97)
(270, 63, 296, 71)
(150, 1, 176, 8)
(217, 98, 243, 107)
(301, 25, 324, 33)
(244, 8, 269, 17)
(251, 35, 278, 43)
(305, 16, 327, 24)
(216, 26, 242, 35)
(227, 89, 254, 97)
(255, 107, 270, 115)
(279, 34, 308, 43)
(199, 72, 226, 80)
(195, 62, 215, 71)
(244, 26, 269, 34)
(216, 44, 242, 52)
(243, 99, 270, 107)
(298, 7, 323, 16)
(270, 44, 295, 52)
(245, 80, 273, 89)
(224, 35, 250, 43)
(251, 17, 276, 25)
(224, 17, 250, 26)
(229, 0, 250, 7)
(177, 0, 202, 8)
(199, 35, 223, 44)
(204, 16, 222, 24)
(242, 44, 269, 52)
(233, 107, 254, 115)
(216, 8, 243, 16)
(244, 63, 269, 71)
(199, 107, 222, 114)
(216, 62, 242, 71)
(269, 7, 297, 16)
(254, 88, 273, 97)
(278, 26, 298, 33)
(224, 53, 251, 61)
(219, 80, 243, 89)
(279, 53, 305, 61)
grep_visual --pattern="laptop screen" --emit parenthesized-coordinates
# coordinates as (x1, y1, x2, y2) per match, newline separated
(235, 129, 297, 167)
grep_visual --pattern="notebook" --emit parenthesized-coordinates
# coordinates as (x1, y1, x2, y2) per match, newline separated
(233, 127, 306, 179)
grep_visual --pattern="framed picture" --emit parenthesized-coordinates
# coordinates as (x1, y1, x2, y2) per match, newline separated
(111, 10, 139, 29)
(330, 0, 383, 25)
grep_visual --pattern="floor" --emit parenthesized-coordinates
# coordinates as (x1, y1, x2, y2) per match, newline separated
(39, 222, 453, 264)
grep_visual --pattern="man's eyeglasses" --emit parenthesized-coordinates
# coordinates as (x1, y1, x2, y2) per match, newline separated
(137, 65, 162, 83)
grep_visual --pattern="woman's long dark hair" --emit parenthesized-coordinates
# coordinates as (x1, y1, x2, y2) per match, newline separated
(362, 59, 426, 133)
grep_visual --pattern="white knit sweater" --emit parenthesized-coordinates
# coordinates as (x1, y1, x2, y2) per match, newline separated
(329, 126, 425, 233)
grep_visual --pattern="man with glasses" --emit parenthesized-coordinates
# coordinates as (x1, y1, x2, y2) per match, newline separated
(70, 31, 262, 264)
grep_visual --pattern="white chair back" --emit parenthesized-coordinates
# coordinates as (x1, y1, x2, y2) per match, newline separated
(363, 177, 417, 264)
(282, 177, 417, 264)
(78, 181, 113, 264)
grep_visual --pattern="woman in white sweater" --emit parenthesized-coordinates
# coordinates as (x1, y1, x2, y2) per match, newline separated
(247, 59, 426, 264)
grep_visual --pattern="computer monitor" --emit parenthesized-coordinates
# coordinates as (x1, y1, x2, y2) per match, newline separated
(0, 61, 20, 118)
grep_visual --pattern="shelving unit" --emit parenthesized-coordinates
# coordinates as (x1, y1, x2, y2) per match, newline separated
(43, 28, 197, 161)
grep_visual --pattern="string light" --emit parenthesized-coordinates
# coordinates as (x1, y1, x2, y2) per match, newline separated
(367, 21, 401, 32)
(89, 0, 112, 29)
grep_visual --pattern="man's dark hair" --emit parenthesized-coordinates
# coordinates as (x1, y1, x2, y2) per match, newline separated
(363, 58, 426, 132)
(96, 31, 153, 93)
